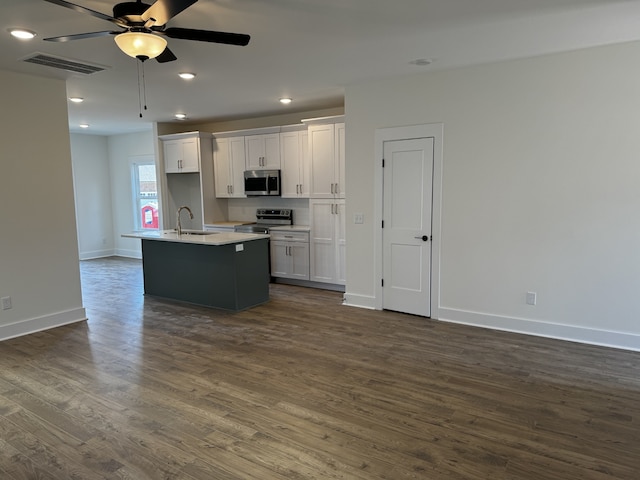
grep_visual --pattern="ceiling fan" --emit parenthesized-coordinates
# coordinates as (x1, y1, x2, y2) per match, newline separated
(43, 0, 251, 63)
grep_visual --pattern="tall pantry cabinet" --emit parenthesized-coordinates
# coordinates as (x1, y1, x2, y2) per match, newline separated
(306, 117, 346, 286)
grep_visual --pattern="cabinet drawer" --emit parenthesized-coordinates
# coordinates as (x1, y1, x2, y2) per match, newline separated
(269, 231, 309, 242)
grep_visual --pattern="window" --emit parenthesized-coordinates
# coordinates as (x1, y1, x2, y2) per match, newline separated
(131, 157, 159, 231)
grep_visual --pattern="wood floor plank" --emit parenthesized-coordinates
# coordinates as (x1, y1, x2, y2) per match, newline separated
(0, 256, 638, 479)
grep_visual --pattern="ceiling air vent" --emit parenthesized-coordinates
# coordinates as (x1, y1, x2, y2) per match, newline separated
(21, 52, 108, 75)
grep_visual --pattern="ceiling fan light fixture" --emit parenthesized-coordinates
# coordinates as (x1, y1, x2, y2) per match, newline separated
(114, 31, 167, 60)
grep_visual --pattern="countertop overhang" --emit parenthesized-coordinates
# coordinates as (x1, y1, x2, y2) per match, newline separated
(122, 230, 270, 246)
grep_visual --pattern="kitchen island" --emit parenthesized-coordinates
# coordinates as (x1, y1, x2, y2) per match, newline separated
(122, 230, 270, 311)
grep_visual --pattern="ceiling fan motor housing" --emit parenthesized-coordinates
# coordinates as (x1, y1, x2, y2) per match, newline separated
(113, 1, 151, 24)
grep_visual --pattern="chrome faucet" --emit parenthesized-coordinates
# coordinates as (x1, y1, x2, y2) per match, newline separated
(176, 206, 194, 235)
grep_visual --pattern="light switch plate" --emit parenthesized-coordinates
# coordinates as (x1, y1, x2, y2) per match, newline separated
(1, 296, 11, 310)
(526, 292, 537, 305)
(235, 244, 244, 252)
(354, 213, 364, 224)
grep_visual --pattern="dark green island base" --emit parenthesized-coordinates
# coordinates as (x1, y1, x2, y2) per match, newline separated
(141, 238, 270, 311)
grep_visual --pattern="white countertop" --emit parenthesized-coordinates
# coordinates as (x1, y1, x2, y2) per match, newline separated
(205, 220, 255, 228)
(122, 230, 270, 246)
(268, 225, 311, 232)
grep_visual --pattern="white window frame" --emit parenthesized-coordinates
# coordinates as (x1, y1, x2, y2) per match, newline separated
(130, 155, 159, 232)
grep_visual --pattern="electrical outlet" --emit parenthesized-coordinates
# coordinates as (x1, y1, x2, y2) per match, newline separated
(1, 296, 12, 310)
(526, 292, 537, 306)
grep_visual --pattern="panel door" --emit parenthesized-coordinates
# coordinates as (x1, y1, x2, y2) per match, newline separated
(164, 140, 182, 173)
(335, 200, 346, 285)
(290, 242, 310, 280)
(270, 241, 289, 277)
(280, 131, 301, 197)
(229, 137, 247, 197)
(334, 123, 346, 198)
(180, 138, 200, 172)
(310, 200, 336, 282)
(382, 138, 434, 316)
(213, 138, 231, 198)
(308, 124, 335, 198)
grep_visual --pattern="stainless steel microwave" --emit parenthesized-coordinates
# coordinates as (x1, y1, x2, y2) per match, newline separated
(244, 169, 281, 196)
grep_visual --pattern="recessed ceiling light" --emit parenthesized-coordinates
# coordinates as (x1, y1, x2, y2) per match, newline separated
(79, 124, 90, 129)
(279, 98, 292, 105)
(175, 113, 187, 120)
(9, 28, 37, 40)
(69, 97, 84, 103)
(410, 58, 433, 66)
(178, 72, 195, 80)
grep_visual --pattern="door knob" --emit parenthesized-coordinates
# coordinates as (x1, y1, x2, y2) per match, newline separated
(414, 235, 429, 241)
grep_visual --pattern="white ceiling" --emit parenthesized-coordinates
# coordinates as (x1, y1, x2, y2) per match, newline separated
(2, 0, 640, 135)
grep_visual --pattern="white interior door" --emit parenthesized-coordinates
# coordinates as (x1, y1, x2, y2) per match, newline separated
(382, 138, 434, 316)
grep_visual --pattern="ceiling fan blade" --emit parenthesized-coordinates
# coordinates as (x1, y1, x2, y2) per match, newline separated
(162, 27, 250, 46)
(43, 31, 118, 42)
(142, 0, 198, 26)
(156, 47, 177, 63)
(43, 0, 126, 27)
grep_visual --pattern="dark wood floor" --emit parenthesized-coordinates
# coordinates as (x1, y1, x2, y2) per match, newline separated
(0, 257, 638, 479)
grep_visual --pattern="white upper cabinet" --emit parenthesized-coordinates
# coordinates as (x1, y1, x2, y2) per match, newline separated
(214, 136, 246, 198)
(308, 122, 345, 198)
(162, 135, 201, 173)
(245, 133, 280, 170)
(280, 129, 309, 198)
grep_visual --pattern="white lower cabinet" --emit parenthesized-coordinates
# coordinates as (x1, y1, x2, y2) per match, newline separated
(270, 230, 310, 280)
(309, 199, 345, 285)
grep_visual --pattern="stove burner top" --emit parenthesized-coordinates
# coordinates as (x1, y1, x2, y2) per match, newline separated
(234, 208, 293, 233)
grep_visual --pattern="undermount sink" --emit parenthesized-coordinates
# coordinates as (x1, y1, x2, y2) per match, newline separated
(169, 229, 217, 236)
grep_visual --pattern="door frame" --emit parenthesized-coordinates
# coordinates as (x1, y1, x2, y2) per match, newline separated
(374, 123, 443, 318)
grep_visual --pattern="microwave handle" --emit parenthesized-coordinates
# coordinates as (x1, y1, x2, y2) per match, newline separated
(266, 173, 271, 193)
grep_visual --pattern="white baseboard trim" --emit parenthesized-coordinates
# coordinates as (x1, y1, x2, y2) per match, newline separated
(115, 248, 142, 259)
(343, 292, 376, 309)
(0, 308, 87, 342)
(438, 307, 640, 352)
(79, 249, 115, 260)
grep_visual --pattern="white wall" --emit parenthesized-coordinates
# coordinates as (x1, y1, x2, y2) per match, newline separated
(345, 41, 640, 350)
(70, 134, 114, 259)
(107, 131, 155, 258)
(0, 70, 86, 340)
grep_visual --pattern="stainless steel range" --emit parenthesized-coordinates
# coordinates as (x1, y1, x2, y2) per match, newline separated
(234, 208, 293, 234)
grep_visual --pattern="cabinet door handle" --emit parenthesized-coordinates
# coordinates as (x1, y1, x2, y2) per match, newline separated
(331, 183, 334, 194)
(334, 183, 339, 194)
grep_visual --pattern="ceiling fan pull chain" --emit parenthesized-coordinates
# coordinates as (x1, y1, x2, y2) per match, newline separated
(136, 59, 143, 118)
(141, 59, 148, 113)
